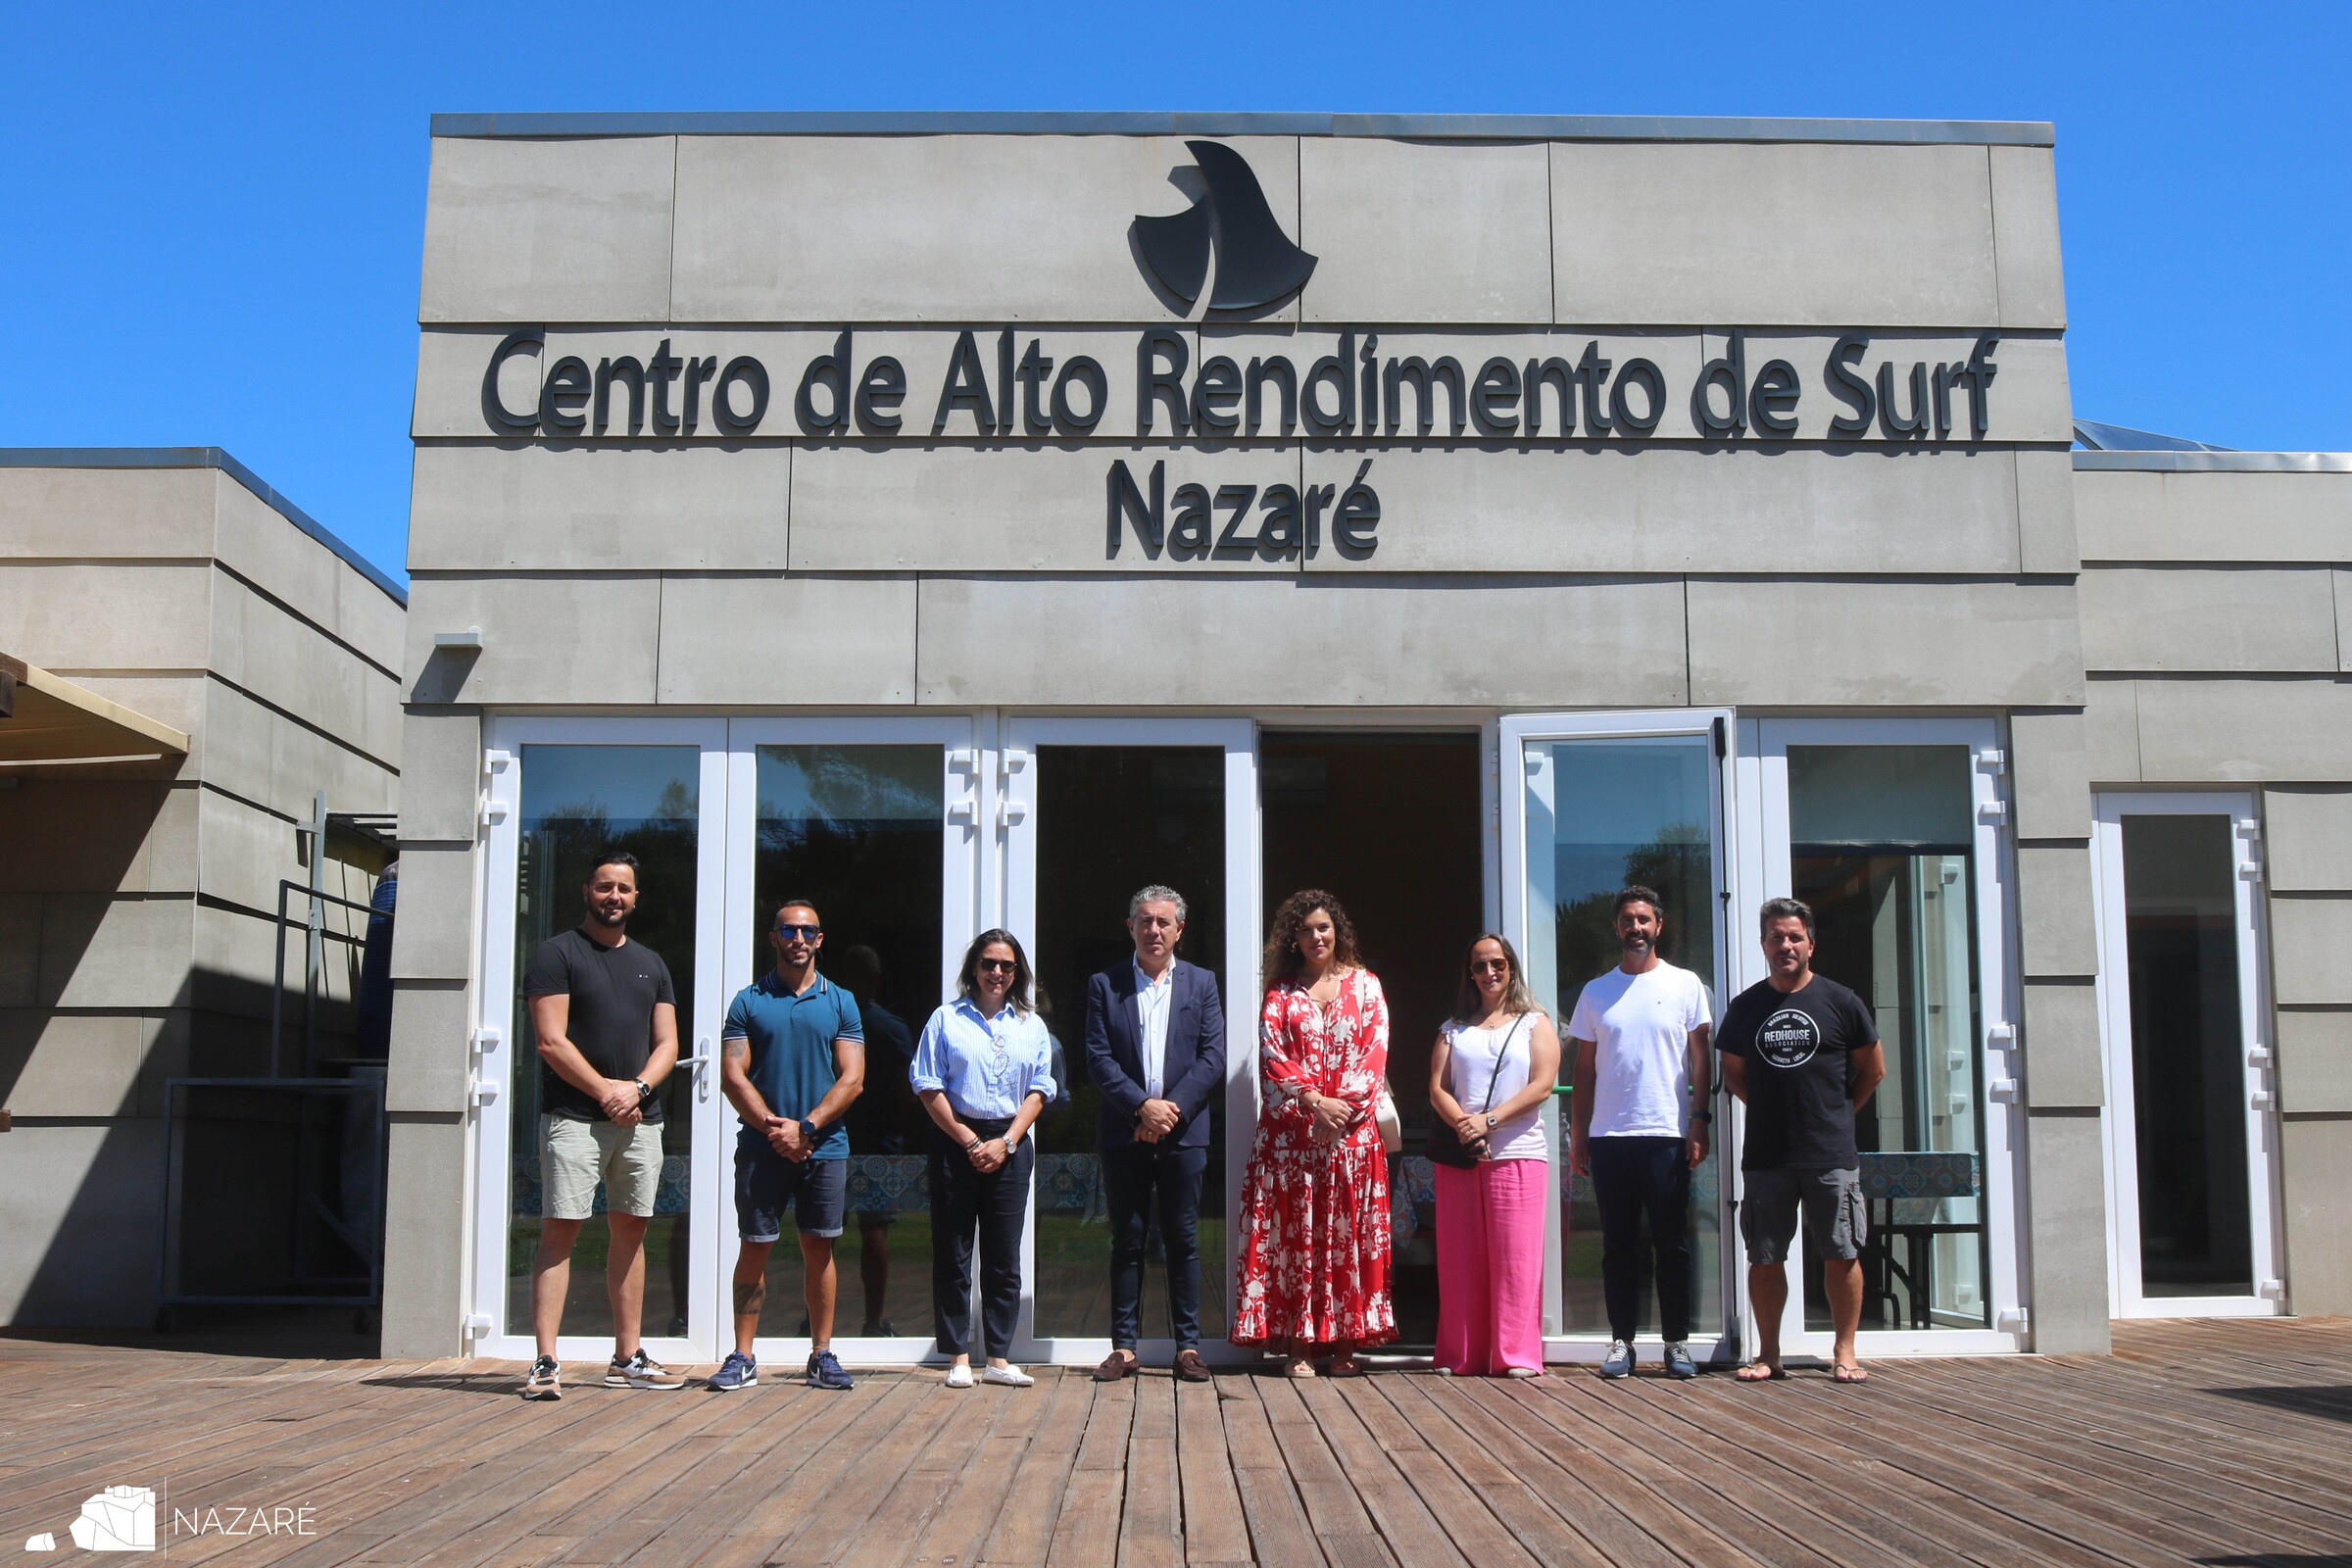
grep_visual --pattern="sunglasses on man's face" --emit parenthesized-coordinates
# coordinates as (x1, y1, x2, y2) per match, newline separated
(775, 923, 822, 940)
(976, 957, 1018, 974)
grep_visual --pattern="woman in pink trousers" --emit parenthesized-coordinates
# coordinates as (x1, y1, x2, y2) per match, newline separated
(1428, 934, 1561, 1378)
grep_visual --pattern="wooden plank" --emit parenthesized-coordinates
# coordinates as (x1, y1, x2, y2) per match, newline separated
(1253, 1378, 1397, 1567)
(1173, 1375, 1251, 1567)
(900, 1371, 1051, 1568)
(980, 1371, 1094, 1568)
(1298, 1378, 1527, 1568)
(1049, 1375, 1134, 1568)
(1215, 1373, 1333, 1568)
(1118, 1373, 1182, 1568)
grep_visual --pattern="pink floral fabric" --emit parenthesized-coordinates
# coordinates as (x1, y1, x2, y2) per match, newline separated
(1230, 968, 1396, 1350)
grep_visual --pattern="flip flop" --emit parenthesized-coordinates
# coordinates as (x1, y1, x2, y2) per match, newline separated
(1282, 1357, 1318, 1379)
(1832, 1363, 1870, 1385)
(1734, 1360, 1787, 1382)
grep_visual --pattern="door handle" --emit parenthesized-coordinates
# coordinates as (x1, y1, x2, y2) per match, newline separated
(678, 1041, 714, 1102)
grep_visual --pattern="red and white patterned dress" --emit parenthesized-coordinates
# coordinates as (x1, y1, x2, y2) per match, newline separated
(1230, 968, 1396, 1350)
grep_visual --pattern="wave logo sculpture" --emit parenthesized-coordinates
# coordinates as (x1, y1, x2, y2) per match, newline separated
(1133, 141, 1317, 314)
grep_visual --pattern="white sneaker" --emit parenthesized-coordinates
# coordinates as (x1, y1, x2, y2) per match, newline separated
(982, 1362, 1034, 1387)
(1503, 1365, 1543, 1379)
(944, 1364, 973, 1389)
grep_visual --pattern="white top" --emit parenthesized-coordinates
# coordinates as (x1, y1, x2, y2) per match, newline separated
(1134, 959, 1173, 1099)
(1442, 1014, 1548, 1162)
(1567, 961, 1714, 1139)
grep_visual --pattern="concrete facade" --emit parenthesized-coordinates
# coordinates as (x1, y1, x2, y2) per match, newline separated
(0, 452, 404, 1329)
(385, 113, 2336, 1363)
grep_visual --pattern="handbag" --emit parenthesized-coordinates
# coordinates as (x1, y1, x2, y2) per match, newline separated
(1426, 1014, 1530, 1169)
(1375, 1088, 1404, 1154)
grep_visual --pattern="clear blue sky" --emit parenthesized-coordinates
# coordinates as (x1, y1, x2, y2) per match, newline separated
(3, 3, 2344, 584)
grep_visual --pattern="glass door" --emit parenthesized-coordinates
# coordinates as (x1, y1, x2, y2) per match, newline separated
(2092, 792, 2283, 1317)
(1002, 717, 1258, 1366)
(1749, 717, 2024, 1355)
(1499, 710, 1739, 1363)
(469, 718, 729, 1364)
(725, 717, 981, 1364)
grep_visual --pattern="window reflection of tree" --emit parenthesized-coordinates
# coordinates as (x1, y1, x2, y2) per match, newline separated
(1554, 821, 1713, 1000)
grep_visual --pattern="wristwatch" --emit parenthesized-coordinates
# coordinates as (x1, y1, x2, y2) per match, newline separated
(1690, 1107, 1714, 1124)
(634, 1079, 654, 1104)
(799, 1117, 820, 1145)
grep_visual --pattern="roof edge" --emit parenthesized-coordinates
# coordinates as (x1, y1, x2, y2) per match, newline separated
(0, 448, 407, 607)
(2073, 451, 2352, 474)
(427, 111, 2056, 147)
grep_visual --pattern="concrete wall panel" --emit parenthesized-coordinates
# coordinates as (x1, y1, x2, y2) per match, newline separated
(2079, 566, 2339, 674)
(0, 563, 212, 672)
(211, 572, 403, 766)
(2280, 1115, 2352, 1313)
(655, 575, 917, 705)
(214, 478, 407, 676)
(2009, 710, 2091, 841)
(378, 1114, 467, 1358)
(0, 1121, 166, 1329)
(2015, 447, 2079, 575)
(2075, 469, 2352, 564)
(388, 843, 478, 984)
(2271, 896, 2352, 1006)
(403, 576, 661, 707)
(1549, 141, 1999, 327)
(415, 326, 831, 441)
(0, 900, 37, 1005)
(1305, 446, 2023, 575)
(1688, 579, 2083, 708)
(2082, 679, 2141, 784)
(419, 135, 676, 323)
(2021, 979, 2101, 1108)
(0, 466, 214, 560)
(411, 445, 791, 572)
(0, 1011, 146, 1117)
(671, 135, 1298, 323)
(385, 981, 470, 1116)
(197, 682, 400, 822)
(2024, 1109, 2112, 1353)
(914, 574, 1690, 709)
(2132, 678, 2352, 783)
(37, 896, 192, 1009)
(2263, 786, 2352, 893)
(0, 779, 176, 895)
(2278, 1010, 2352, 1115)
(399, 710, 485, 845)
(2016, 843, 2099, 979)
(1989, 146, 2067, 329)
(1298, 139, 1551, 323)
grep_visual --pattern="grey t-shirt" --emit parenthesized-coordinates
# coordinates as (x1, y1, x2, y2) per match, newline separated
(523, 926, 675, 1122)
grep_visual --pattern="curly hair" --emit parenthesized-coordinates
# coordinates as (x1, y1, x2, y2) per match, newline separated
(1259, 888, 1364, 989)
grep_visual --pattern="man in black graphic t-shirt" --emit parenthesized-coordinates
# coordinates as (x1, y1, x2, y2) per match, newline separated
(1717, 898, 1886, 1385)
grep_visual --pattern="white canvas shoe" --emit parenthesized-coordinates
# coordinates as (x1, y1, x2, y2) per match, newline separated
(944, 1364, 973, 1389)
(982, 1362, 1035, 1387)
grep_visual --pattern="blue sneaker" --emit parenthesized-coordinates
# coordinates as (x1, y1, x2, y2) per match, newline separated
(707, 1351, 758, 1392)
(1663, 1342, 1699, 1380)
(807, 1348, 854, 1391)
(1599, 1340, 1635, 1380)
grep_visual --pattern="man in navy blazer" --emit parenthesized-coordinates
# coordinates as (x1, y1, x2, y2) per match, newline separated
(1083, 884, 1225, 1382)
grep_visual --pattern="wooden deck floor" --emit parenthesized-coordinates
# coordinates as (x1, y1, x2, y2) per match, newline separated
(2, 1319, 2348, 1566)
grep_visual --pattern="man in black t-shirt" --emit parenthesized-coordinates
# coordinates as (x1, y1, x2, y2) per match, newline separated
(1717, 897, 1886, 1386)
(517, 851, 685, 1398)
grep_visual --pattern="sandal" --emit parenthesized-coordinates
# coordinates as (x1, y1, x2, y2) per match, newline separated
(1832, 1363, 1870, 1384)
(1735, 1360, 1787, 1382)
(1326, 1354, 1366, 1378)
(1282, 1357, 1318, 1379)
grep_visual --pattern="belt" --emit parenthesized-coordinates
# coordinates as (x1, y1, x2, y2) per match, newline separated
(951, 1115, 1016, 1138)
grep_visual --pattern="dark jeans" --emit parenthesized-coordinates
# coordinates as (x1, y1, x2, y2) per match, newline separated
(1591, 1134, 1693, 1344)
(928, 1119, 1033, 1358)
(1103, 1141, 1207, 1350)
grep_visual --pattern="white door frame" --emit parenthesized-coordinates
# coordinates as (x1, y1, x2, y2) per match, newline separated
(2091, 790, 2284, 1318)
(1497, 708, 1740, 1365)
(724, 714, 984, 1365)
(1749, 715, 2026, 1356)
(466, 714, 731, 1365)
(1000, 714, 1261, 1367)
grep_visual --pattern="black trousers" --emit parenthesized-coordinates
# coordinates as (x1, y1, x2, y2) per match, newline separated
(1103, 1141, 1207, 1350)
(1591, 1134, 1694, 1344)
(928, 1119, 1033, 1359)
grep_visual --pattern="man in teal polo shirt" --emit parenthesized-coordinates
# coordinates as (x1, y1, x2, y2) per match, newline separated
(711, 900, 865, 1392)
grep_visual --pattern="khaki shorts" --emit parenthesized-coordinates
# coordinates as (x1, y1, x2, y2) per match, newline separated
(541, 1115, 664, 1220)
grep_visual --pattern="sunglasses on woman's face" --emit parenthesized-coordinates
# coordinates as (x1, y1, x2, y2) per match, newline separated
(976, 957, 1018, 974)
(1471, 958, 1510, 974)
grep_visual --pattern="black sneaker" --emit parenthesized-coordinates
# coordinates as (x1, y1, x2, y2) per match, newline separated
(520, 1354, 562, 1400)
(807, 1348, 855, 1391)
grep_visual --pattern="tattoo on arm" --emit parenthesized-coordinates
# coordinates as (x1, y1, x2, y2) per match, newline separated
(724, 1039, 749, 1064)
(733, 1278, 765, 1317)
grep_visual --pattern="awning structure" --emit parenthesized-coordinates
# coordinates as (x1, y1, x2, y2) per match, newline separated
(0, 653, 189, 775)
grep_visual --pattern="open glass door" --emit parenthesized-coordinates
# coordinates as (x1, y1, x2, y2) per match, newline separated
(725, 716, 981, 1366)
(2092, 792, 2283, 1317)
(470, 717, 730, 1364)
(1499, 710, 1739, 1363)
(1002, 716, 1258, 1366)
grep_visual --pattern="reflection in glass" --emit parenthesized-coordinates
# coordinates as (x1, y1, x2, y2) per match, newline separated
(2121, 815, 2251, 1296)
(1032, 746, 1228, 1341)
(748, 746, 943, 1341)
(1788, 744, 1989, 1331)
(506, 745, 698, 1339)
(1523, 736, 1722, 1339)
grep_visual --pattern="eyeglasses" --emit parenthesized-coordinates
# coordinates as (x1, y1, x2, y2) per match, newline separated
(1470, 958, 1511, 974)
(976, 957, 1018, 974)
(775, 923, 822, 940)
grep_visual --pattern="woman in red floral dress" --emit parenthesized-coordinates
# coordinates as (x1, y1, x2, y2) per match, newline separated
(1231, 889, 1396, 1376)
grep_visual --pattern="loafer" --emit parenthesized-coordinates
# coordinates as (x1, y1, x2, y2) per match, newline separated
(1599, 1340, 1635, 1380)
(982, 1362, 1034, 1387)
(1662, 1342, 1699, 1381)
(944, 1364, 973, 1389)
(1173, 1348, 1211, 1383)
(1094, 1349, 1137, 1383)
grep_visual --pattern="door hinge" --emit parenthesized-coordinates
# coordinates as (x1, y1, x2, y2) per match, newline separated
(468, 1079, 501, 1107)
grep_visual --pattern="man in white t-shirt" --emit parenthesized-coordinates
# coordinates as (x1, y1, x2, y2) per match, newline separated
(1568, 886, 1714, 1382)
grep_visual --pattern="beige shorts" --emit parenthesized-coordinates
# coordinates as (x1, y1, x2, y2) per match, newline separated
(541, 1115, 664, 1220)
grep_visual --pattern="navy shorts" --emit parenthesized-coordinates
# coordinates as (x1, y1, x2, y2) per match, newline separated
(734, 1138, 848, 1243)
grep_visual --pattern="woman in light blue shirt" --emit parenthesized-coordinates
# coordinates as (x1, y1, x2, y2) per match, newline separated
(912, 928, 1056, 1388)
